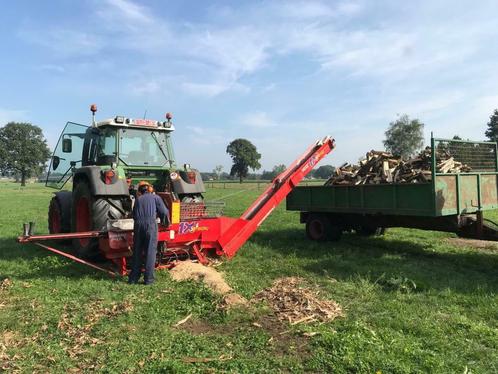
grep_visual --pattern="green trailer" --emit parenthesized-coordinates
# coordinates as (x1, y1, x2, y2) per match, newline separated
(286, 137, 498, 241)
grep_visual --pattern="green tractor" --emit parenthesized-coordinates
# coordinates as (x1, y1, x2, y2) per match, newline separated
(46, 105, 205, 257)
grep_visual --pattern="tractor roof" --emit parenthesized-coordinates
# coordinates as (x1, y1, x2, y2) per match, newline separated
(96, 116, 175, 132)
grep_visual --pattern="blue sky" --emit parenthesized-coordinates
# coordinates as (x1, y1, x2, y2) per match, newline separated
(1, 0, 498, 172)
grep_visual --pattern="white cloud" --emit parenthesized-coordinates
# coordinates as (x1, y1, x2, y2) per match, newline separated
(185, 126, 205, 135)
(240, 111, 278, 128)
(127, 80, 162, 95)
(278, 1, 335, 19)
(101, 0, 153, 23)
(19, 26, 103, 57)
(181, 82, 231, 98)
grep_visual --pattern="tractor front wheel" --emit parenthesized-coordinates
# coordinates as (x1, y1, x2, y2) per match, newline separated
(48, 197, 63, 234)
(71, 182, 125, 258)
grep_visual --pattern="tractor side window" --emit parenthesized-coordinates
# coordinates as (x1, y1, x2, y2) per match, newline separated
(96, 128, 117, 165)
(46, 122, 88, 189)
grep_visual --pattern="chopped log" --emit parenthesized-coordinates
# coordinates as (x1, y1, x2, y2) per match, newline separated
(325, 148, 471, 186)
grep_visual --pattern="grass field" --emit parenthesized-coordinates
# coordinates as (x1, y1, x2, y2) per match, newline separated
(1, 182, 497, 373)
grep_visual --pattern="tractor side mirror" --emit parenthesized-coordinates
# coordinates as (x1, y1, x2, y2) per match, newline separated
(62, 138, 72, 153)
(52, 156, 60, 170)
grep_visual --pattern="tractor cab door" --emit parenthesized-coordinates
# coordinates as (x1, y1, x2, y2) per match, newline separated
(46, 122, 88, 189)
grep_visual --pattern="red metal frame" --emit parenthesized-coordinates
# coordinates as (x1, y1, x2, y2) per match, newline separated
(33, 242, 117, 277)
(18, 136, 335, 276)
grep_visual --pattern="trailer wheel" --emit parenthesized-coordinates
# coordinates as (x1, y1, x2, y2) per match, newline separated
(306, 214, 342, 241)
(72, 181, 125, 258)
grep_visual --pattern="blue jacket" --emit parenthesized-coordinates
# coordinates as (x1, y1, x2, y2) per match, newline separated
(133, 192, 169, 224)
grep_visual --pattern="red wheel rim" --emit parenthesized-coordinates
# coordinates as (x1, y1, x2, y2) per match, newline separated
(76, 197, 91, 246)
(309, 219, 324, 239)
(49, 203, 61, 233)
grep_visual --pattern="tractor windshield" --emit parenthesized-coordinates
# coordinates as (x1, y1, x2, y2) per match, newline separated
(119, 128, 175, 167)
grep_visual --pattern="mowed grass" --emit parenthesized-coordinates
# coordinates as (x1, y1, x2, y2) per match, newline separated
(0, 182, 497, 373)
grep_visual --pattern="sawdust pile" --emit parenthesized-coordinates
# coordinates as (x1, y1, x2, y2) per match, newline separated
(170, 261, 232, 294)
(170, 261, 247, 306)
(254, 277, 343, 325)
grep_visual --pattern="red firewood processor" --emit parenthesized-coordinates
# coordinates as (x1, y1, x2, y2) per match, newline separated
(18, 105, 335, 276)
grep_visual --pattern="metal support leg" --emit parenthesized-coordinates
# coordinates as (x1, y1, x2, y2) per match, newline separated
(192, 243, 209, 265)
(476, 211, 483, 239)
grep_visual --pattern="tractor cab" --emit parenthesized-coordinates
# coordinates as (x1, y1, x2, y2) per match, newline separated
(84, 116, 176, 168)
(46, 113, 177, 189)
(45, 106, 204, 194)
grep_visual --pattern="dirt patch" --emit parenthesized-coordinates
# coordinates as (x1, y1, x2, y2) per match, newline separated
(448, 237, 498, 250)
(179, 314, 310, 358)
(447, 238, 498, 251)
(253, 277, 344, 325)
(170, 261, 247, 307)
(177, 276, 344, 360)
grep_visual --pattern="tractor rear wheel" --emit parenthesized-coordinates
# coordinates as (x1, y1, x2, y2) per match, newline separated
(71, 181, 125, 258)
(48, 192, 72, 234)
(306, 214, 342, 241)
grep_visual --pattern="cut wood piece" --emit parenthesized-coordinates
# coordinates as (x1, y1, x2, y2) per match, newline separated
(325, 147, 472, 186)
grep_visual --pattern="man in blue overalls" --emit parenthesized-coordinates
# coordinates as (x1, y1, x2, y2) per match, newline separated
(128, 181, 169, 285)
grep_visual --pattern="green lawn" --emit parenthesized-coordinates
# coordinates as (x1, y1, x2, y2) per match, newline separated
(0, 182, 497, 373)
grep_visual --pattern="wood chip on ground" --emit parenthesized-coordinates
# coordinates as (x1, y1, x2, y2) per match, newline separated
(0, 278, 12, 291)
(253, 277, 343, 325)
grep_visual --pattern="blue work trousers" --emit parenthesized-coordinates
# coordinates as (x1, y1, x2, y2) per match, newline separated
(128, 219, 158, 284)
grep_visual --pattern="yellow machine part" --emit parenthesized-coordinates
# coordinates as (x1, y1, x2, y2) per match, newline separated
(171, 201, 180, 224)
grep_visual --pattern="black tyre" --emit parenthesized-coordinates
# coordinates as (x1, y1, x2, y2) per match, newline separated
(48, 192, 72, 234)
(305, 214, 342, 241)
(71, 181, 125, 258)
(48, 198, 64, 234)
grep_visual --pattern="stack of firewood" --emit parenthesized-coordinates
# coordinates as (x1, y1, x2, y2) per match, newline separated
(325, 147, 471, 185)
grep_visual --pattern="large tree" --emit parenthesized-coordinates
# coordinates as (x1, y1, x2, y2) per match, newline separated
(261, 164, 286, 180)
(485, 109, 498, 142)
(313, 165, 335, 179)
(226, 138, 261, 183)
(383, 114, 424, 159)
(0, 122, 51, 186)
(212, 165, 224, 180)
